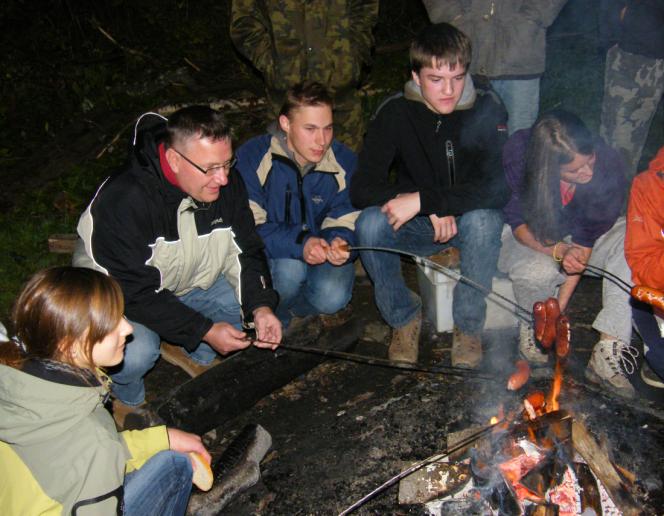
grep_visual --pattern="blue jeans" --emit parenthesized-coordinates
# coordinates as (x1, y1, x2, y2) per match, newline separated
(633, 303, 664, 381)
(491, 78, 540, 135)
(111, 275, 242, 405)
(123, 450, 192, 516)
(269, 258, 355, 325)
(355, 207, 503, 333)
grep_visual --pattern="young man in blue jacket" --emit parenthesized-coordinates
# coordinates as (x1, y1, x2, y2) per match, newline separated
(236, 82, 359, 328)
(350, 23, 509, 367)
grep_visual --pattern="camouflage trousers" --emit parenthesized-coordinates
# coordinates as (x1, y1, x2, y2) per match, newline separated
(600, 45, 664, 178)
(267, 88, 366, 152)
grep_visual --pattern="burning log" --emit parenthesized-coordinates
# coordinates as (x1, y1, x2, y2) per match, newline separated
(396, 461, 471, 504)
(574, 462, 602, 515)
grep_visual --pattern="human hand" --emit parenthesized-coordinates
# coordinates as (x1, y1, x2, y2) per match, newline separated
(381, 192, 420, 231)
(326, 237, 350, 265)
(429, 214, 457, 243)
(167, 428, 211, 465)
(203, 322, 249, 355)
(252, 306, 282, 349)
(303, 237, 329, 265)
(561, 244, 591, 275)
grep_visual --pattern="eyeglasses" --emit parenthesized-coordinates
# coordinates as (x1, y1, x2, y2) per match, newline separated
(172, 148, 237, 176)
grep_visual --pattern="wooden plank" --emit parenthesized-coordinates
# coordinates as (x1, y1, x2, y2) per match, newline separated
(572, 419, 642, 515)
(157, 318, 363, 435)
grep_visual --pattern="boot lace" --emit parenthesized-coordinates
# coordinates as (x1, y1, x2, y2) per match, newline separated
(607, 340, 639, 375)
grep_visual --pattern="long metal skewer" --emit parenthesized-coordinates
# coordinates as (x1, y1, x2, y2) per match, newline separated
(245, 339, 500, 381)
(349, 245, 533, 324)
(338, 419, 505, 515)
(583, 263, 633, 293)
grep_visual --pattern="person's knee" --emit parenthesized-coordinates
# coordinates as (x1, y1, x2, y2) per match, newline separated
(271, 259, 307, 298)
(119, 330, 161, 377)
(308, 272, 354, 314)
(356, 207, 390, 245)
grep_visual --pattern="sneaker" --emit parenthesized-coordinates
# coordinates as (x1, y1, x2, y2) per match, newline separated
(640, 360, 664, 389)
(452, 327, 482, 369)
(519, 323, 548, 364)
(112, 399, 164, 431)
(160, 342, 221, 378)
(388, 312, 422, 364)
(319, 305, 353, 329)
(585, 339, 638, 398)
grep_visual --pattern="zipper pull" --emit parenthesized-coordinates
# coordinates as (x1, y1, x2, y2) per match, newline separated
(435, 119, 442, 133)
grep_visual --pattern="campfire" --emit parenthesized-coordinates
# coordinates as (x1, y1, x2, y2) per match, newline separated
(396, 298, 642, 515)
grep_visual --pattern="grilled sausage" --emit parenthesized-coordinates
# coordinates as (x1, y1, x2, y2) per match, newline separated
(533, 301, 546, 342)
(631, 285, 664, 312)
(540, 297, 560, 349)
(555, 315, 571, 358)
(507, 360, 531, 390)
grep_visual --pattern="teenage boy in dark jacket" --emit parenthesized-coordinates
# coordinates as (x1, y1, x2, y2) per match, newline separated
(74, 106, 281, 423)
(350, 23, 509, 368)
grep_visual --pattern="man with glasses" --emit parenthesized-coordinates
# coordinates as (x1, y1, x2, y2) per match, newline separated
(74, 106, 281, 427)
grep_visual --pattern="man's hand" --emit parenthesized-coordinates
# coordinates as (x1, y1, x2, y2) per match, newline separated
(561, 244, 591, 275)
(252, 306, 281, 349)
(429, 214, 457, 243)
(381, 192, 420, 231)
(203, 321, 249, 355)
(303, 237, 329, 265)
(167, 427, 211, 464)
(326, 237, 351, 266)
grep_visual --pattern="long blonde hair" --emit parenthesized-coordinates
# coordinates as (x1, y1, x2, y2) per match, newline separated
(0, 267, 124, 370)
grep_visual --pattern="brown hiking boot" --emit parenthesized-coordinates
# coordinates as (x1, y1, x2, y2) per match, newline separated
(319, 305, 354, 329)
(111, 399, 164, 431)
(451, 327, 482, 369)
(427, 247, 460, 269)
(160, 342, 221, 378)
(388, 312, 421, 364)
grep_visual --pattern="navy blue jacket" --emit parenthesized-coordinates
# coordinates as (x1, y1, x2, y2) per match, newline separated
(236, 134, 359, 261)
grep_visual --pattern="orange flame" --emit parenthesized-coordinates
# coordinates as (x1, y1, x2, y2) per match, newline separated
(546, 360, 563, 412)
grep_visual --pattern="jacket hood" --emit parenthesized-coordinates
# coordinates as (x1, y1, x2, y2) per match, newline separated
(403, 73, 476, 111)
(0, 363, 104, 446)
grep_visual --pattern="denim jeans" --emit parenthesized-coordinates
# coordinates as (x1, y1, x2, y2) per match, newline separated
(123, 450, 192, 516)
(491, 78, 540, 135)
(355, 207, 503, 333)
(111, 275, 242, 405)
(632, 303, 664, 380)
(269, 258, 355, 325)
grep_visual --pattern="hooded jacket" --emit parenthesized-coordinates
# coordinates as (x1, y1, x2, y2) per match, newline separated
(235, 131, 359, 261)
(75, 115, 278, 350)
(349, 76, 510, 216)
(0, 361, 169, 515)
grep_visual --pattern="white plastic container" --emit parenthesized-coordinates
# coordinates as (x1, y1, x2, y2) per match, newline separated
(416, 263, 518, 333)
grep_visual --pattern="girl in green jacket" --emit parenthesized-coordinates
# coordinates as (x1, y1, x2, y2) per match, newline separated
(0, 267, 210, 515)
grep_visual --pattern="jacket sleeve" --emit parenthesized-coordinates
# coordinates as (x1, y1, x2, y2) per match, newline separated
(350, 99, 405, 208)
(230, 0, 274, 77)
(419, 93, 510, 216)
(226, 172, 280, 317)
(421, 0, 465, 23)
(84, 186, 214, 351)
(349, 0, 380, 65)
(501, 130, 530, 230)
(121, 426, 170, 473)
(520, 1, 569, 27)
(625, 173, 664, 288)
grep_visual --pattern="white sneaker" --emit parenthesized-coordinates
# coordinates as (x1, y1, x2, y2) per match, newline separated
(585, 339, 638, 398)
(519, 323, 548, 364)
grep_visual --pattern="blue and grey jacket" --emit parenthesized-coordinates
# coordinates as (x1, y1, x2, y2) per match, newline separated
(236, 132, 359, 261)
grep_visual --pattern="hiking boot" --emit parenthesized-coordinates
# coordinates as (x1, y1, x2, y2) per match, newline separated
(427, 247, 460, 269)
(160, 342, 221, 378)
(519, 323, 548, 365)
(641, 360, 664, 389)
(452, 327, 482, 369)
(284, 314, 322, 341)
(388, 312, 421, 364)
(585, 339, 638, 398)
(319, 305, 353, 329)
(112, 399, 164, 431)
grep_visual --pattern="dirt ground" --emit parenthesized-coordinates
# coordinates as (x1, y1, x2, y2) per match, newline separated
(145, 263, 664, 515)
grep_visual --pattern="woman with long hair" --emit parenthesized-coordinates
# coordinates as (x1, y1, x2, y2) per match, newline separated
(0, 267, 210, 515)
(499, 110, 636, 398)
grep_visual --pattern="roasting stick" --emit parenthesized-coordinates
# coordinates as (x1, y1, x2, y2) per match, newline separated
(344, 245, 533, 325)
(245, 338, 500, 381)
(338, 419, 506, 515)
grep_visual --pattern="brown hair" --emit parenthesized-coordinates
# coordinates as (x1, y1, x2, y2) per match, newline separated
(410, 23, 471, 74)
(0, 267, 124, 370)
(164, 105, 232, 150)
(279, 81, 333, 118)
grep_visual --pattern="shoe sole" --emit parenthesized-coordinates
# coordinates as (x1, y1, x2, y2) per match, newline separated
(640, 367, 664, 389)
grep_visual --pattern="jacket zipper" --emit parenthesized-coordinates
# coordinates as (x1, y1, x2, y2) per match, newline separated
(445, 140, 456, 186)
(284, 188, 291, 224)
